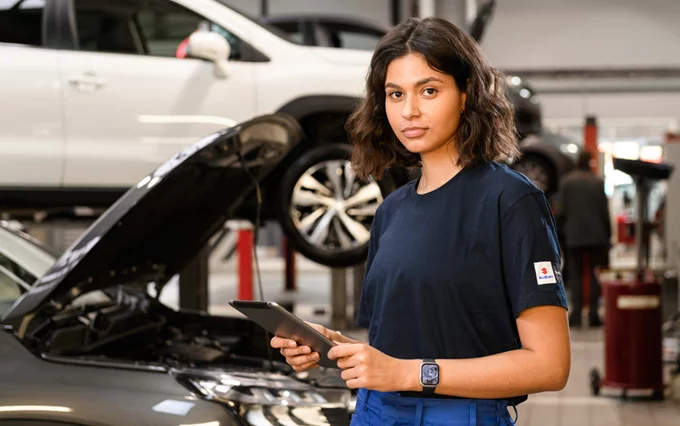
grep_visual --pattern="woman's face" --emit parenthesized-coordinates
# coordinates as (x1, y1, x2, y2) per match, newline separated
(384, 53, 466, 157)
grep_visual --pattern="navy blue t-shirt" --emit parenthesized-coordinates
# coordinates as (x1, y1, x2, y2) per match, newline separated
(357, 162, 568, 404)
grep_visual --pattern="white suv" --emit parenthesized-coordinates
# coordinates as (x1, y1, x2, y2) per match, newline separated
(0, 0, 408, 267)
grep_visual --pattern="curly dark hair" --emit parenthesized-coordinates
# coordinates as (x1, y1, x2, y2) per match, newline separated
(346, 17, 520, 180)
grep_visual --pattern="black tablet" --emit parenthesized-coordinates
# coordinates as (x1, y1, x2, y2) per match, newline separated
(229, 300, 338, 369)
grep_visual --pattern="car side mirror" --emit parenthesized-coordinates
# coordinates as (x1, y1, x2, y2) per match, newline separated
(187, 31, 231, 78)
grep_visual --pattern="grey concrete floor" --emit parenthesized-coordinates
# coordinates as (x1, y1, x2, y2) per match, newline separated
(159, 268, 680, 425)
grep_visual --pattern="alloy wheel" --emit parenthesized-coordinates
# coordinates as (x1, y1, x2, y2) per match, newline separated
(290, 160, 383, 253)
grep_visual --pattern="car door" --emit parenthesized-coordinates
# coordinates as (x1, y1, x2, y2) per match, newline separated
(59, 0, 257, 189)
(0, 0, 64, 188)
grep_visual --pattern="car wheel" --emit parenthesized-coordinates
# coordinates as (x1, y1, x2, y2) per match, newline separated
(277, 144, 395, 267)
(512, 154, 558, 195)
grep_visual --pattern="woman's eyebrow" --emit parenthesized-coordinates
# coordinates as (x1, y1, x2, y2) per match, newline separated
(385, 77, 444, 90)
(415, 76, 444, 86)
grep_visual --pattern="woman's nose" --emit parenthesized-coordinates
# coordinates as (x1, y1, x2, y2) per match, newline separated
(401, 96, 420, 119)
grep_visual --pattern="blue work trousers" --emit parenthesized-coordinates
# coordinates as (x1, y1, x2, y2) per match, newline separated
(350, 389, 518, 426)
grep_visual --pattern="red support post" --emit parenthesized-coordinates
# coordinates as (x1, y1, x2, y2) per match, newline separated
(584, 115, 599, 174)
(238, 228, 253, 300)
(283, 237, 297, 291)
(583, 116, 598, 311)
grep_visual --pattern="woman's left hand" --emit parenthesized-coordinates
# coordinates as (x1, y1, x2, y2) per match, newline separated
(328, 342, 403, 391)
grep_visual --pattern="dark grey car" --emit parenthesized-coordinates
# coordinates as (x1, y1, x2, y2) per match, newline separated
(0, 114, 351, 426)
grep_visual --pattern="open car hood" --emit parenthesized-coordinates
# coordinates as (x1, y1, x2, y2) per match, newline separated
(2, 114, 302, 323)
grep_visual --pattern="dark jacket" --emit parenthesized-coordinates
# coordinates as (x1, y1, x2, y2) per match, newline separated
(555, 170, 612, 249)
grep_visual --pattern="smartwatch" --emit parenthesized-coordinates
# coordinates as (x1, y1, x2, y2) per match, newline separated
(420, 358, 439, 395)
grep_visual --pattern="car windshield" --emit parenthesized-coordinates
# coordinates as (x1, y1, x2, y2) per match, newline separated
(0, 224, 55, 279)
(213, 0, 303, 44)
(0, 224, 56, 318)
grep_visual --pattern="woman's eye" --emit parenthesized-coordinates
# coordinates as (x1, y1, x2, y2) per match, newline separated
(389, 91, 403, 99)
(423, 88, 437, 96)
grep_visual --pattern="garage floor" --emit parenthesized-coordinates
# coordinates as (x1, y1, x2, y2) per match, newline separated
(156, 256, 680, 426)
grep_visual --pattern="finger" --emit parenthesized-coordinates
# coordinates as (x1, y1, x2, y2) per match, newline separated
(282, 345, 311, 357)
(271, 336, 297, 349)
(307, 322, 329, 336)
(306, 321, 321, 331)
(328, 343, 363, 360)
(336, 354, 362, 370)
(345, 378, 363, 389)
(340, 366, 361, 381)
(292, 359, 320, 372)
(288, 352, 320, 366)
(281, 345, 312, 357)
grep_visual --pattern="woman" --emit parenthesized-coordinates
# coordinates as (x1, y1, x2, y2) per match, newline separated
(271, 17, 570, 426)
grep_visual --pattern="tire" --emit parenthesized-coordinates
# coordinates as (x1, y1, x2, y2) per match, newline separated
(276, 144, 396, 267)
(511, 153, 558, 195)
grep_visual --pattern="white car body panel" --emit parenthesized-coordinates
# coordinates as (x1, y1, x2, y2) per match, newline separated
(0, 0, 370, 190)
(0, 45, 64, 186)
(60, 51, 256, 187)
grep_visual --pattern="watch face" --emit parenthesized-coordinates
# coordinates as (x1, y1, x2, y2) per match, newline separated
(421, 363, 439, 386)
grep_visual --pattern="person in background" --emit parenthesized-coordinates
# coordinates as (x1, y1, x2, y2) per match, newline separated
(556, 150, 611, 328)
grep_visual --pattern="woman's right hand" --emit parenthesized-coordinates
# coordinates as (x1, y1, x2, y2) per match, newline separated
(270, 322, 334, 372)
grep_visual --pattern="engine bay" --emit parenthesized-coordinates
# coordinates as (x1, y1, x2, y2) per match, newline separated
(23, 285, 289, 373)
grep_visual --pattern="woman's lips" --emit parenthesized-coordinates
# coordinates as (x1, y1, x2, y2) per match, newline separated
(402, 127, 428, 138)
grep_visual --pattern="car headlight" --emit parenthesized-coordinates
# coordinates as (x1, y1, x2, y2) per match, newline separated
(176, 370, 351, 426)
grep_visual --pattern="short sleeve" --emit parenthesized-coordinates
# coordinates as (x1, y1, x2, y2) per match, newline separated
(356, 207, 381, 329)
(500, 192, 569, 318)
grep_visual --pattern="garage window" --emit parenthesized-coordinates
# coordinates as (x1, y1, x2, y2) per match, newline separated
(0, 0, 44, 47)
